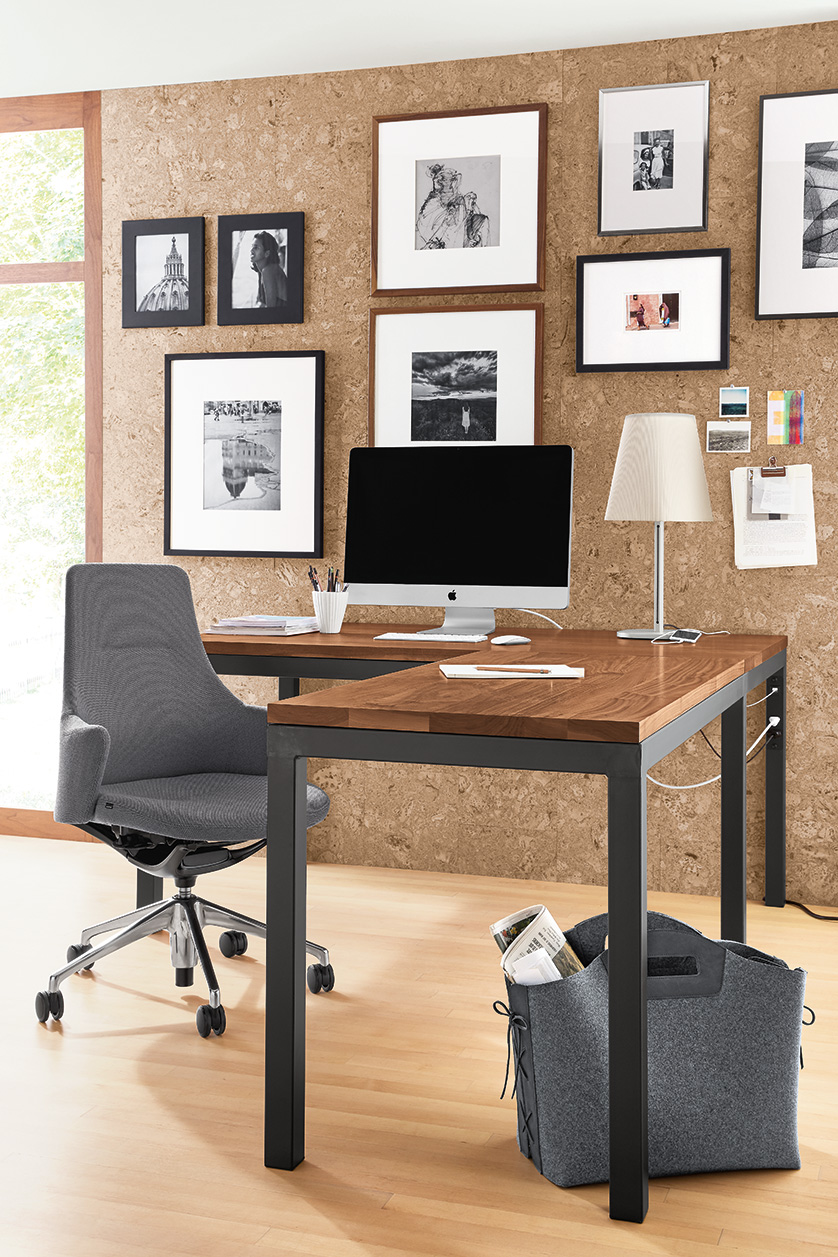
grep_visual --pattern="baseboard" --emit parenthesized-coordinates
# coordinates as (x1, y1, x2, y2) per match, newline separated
(0, 807, 95, 842)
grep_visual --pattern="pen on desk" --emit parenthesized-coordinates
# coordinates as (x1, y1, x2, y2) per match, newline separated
(473, 665, 552, 675)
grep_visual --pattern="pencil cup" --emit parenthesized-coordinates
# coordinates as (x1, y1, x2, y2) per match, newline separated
(312, 590, 349, 634)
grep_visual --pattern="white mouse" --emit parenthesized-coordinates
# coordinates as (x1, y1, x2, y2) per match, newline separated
(491, 634, 531, 646)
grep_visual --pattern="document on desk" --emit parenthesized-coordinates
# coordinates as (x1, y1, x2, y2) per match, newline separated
(730, 465, 817, 569)
(439, 663, 585, 679)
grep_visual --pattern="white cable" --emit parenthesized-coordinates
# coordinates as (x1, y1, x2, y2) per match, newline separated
(747, 686, 778, 708)
(647, 718, 779, 790)
(515, 608, 563, 631)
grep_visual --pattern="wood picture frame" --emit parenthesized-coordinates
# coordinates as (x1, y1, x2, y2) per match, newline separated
(371, 104, 547, 296)
(368, 304, 543, 446)
(164, 351, 324, 558)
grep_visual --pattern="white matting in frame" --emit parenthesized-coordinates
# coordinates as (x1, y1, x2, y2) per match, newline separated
(598, 81, 709, 236)
(165, 352, 323, 557)
(373, 105, 546, 295)
(757, 89, 838, 319)
(370, 305, 541, 447)
(576, 250, 729, 373)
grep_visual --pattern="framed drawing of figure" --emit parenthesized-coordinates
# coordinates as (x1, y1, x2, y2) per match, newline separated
(371, 104, 547, 296)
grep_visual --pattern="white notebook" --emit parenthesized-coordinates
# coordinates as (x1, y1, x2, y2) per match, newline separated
(439, 663, 584, 680)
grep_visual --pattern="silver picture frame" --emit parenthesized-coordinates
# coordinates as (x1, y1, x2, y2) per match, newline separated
(598, 81, 709, 237)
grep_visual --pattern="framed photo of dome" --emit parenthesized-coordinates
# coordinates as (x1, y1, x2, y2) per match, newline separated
(122, 217, 205, 328)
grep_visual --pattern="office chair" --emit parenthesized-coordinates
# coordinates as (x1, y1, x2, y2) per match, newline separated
(36, 563, 332, 1037)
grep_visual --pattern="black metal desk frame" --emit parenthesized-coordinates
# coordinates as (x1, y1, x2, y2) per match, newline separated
(146, 644, 787, 1225)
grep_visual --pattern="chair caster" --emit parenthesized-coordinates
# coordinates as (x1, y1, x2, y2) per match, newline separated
(196, 1003, 226, 1037)
(67, 942, 94, 970)
(35, 990, 64, 1023)
(219, 930, 248, 958)
(307, 963, 335, 994)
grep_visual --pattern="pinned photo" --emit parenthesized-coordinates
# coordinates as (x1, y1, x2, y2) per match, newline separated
(706, 420, 751, 453)
(767, 389, 804, 445)
(719, 386, 749, 417)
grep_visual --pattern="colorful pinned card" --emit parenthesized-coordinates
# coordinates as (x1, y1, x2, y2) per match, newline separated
(767, 389, 803, 445)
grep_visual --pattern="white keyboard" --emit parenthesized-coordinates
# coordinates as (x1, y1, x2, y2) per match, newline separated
(374, 632, 488, 643)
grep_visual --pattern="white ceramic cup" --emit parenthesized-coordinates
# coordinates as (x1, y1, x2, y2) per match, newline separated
(312, 590, 349, 634)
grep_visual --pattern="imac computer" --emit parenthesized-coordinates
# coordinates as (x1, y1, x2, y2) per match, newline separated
(343, 445, 574, 637)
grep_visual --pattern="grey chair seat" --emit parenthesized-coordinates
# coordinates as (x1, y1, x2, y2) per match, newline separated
(92, 774, 330, 845)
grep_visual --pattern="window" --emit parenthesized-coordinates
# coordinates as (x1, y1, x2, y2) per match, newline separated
(0, 92, 101, 819)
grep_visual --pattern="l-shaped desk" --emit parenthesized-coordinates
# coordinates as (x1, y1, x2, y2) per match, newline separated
(178, 626, 787, 1224)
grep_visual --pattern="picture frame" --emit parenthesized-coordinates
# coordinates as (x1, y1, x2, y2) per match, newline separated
(369, 304, 543, 447)
(371, 104, 547, 296)
(598, 81, 709, 236)
(122, 217, 204, 328)
(164, 351, 324, 558)
(575, 248, 730, 373)
(756, 89, 838, 319)
(217, 213, 304, 325)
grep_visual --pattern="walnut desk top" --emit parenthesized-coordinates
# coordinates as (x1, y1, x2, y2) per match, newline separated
(264, 628, 787, 744)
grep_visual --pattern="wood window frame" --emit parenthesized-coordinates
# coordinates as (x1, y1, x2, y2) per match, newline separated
(0, 90, 102, 560)
(0, 92, 102, 842)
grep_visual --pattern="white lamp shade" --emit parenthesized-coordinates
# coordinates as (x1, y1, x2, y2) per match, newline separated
(605, 412, 713, 523)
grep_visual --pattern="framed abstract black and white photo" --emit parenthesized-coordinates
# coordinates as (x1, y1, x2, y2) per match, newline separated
(598, 81, 709, 236)
(217, 213, 304, 325)
(368, 305, 542, 446)
(164, 351, 324, 557)
(576, 248, 730, 373)
(757, 89, 838, 319)
(122, 217, 204, 328)
(371, 104, 547, 296)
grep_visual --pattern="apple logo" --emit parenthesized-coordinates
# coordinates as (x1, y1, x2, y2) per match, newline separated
(448, 590, 457, 601)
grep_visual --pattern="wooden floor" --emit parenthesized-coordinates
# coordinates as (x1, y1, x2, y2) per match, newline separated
(2, 835, 836, 1256)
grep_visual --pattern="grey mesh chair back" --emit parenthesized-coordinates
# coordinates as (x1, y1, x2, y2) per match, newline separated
(56, 563, 267, 821)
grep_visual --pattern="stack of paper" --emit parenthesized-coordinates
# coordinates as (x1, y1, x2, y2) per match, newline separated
(207, 615, 319, 636)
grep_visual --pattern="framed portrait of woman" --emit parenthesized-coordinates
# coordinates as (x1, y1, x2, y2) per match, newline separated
(217, 213, 304, 325)
(371, 104, 547, 296)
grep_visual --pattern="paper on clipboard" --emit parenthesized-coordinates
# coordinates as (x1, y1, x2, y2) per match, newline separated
(730, 465, 817, 569)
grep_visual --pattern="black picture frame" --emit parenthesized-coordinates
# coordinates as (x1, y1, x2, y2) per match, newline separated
(121, 217, 204, 328)
(164, 350, 324, 558)
(217, 213, 304, 325)
(575, 248, 730, 373)
(756, 88, 838, 320)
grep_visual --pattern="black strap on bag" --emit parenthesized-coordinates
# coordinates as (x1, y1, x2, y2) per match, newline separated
(601, 929, 726, 999)
(801, 1005, 816, 1068)
(493, 1000, 537, 1158)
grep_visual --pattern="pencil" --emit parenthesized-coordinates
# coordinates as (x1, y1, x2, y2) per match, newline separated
(472, 666, 552, 675)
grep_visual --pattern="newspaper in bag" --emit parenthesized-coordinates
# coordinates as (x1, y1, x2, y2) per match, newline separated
(489, 903, 584, 984)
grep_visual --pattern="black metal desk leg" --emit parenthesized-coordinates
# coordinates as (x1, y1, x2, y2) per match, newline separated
(277, 678, 300, 700)
(264, 735, 308, 1170)
(607, 769, 649, 1224)
(136, 871, 163, 908)
(765, 669, 786, 907)
(721, 696, 747, 942)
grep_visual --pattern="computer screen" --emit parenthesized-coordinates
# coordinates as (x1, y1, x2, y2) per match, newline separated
(344, 445, 573, 634)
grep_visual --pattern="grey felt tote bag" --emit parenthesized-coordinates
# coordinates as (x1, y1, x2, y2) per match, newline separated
(498, 911, 807, 1187)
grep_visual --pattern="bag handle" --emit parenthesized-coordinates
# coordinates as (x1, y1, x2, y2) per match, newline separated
(602, 929, 725, 999)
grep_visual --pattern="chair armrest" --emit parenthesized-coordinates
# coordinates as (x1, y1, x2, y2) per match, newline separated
(54, 714, 111, 824)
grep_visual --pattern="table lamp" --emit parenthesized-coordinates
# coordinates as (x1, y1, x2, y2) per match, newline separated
(605, 412, 713, 640)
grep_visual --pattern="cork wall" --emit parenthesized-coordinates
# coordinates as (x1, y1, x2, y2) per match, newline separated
(101, 21, 838, 906)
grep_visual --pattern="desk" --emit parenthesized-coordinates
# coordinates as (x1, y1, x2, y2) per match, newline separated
(260, 627, 787, 1223)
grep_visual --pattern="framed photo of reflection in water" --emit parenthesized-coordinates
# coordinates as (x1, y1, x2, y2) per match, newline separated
(164, 351, 324, 557)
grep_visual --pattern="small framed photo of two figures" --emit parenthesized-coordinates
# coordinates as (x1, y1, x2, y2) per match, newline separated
(371, 104, 547, 295)
(757, 89, 838, 318)
(122, 217, 204, 327)
(598, 81, 709, 236)
(369, 305, 542, 446)
(164, 351, 324, 558)
(217, 213, 304, 325)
